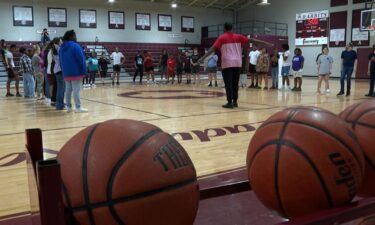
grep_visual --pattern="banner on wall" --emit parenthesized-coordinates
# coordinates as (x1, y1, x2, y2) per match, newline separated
(136, 13, 151, 30)
(13, 6, 33, 26)
(158, 14, 172, 31)
(79, 9, 97, 28)
(108, 11, 125, 29)
(182, 16, 194, 32)
(295, 10, 329, 46)
(352, 28, 369, 41)
(48, 8, 67, 27)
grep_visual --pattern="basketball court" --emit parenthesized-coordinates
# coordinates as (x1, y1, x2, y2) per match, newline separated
(1, 0, 375, 224)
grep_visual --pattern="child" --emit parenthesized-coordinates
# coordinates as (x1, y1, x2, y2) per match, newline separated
(98, 53, 109, 85)
(184, 52, 192, 84)
(239, 49, 247, 88)
(317, 46, 334, 94)
(248, 45, 260, 88)
(144, 51, 155, 85)
(133, 51, 144, 85)
(168, 54, 177, 84)
(176, 52, 184, 84)
(32, 45, 44, 100)
(207, 52, 218, 87)
(270, 48, 279, 89)
(87, 52, 99, 87)
(191, 48, 200, 84)
(256, 47, 270, 90)
(280, 44, 291, 90)
(292, 48, 304, 91)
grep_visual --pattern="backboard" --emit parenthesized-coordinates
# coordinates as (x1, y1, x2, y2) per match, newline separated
(361, 0, 375, 31)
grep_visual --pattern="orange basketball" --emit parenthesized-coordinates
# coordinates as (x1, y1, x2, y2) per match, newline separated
(356, 215, 375, 225)
(247, 106, 365, 219)
(339, 100, 375, 197)
(57, 119, 199, 225)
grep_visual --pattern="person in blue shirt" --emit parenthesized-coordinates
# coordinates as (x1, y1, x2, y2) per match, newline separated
(59, 30, 88, 113)
(88, 52, 99, 87)
(338, 43, 357, 96)
(291, 48, 304, 92)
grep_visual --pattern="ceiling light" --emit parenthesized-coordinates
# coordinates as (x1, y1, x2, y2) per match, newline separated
(171, 3, 178, 8)
(257, 0, 270, 6)
(108, 0, 115, 3)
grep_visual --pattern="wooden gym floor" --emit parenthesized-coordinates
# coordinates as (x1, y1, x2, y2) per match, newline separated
(0, 78, 372, 219)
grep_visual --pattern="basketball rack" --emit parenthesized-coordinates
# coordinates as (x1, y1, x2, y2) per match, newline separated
(24, 128, 375, 225)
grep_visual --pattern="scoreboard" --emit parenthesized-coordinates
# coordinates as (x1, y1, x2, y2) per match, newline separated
(296, 10, 329, 46)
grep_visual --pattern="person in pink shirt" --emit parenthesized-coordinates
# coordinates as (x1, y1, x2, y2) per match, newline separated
(196, 23, 273, 108)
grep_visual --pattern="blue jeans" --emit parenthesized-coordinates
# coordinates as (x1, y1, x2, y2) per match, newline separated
(23, 73, 35, 98)
(55, 72, 65, 110)
(43, 68, 50, 98)
(340, 66, 354, 93)
(281, 66, 290, 77)
(272, 67, 278, 87)
(65, 80, 81, 109)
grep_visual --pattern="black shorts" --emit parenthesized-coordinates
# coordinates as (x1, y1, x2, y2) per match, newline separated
(207, 67, 217, 73)
(100, 70, 107, 78)
(7, 68, 16, 79)
(113, 65, 121, 72)
(184, 68, 191, 74)
(249, 64, 256, 73)
(145, 66, 154, 72)
(191, 65, 200, 74)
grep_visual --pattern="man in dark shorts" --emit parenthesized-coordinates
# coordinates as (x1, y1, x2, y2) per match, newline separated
(184, 52, 192, 84)
(98, 53, 109, 85)
(4, 44, 22, 97)
(133, 51, 144, 85)
(196, 23, 272, 108)
(110, 47, 125, 85)
(191, 48, 200, 84)
(248, 45, 260, 88)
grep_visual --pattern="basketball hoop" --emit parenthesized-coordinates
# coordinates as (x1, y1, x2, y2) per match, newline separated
(358, 40, 362, 45)
(86, 23, 90, 27)
(141, 25, 145, 29)
(335, 41, 339, 46)
(56, 22, 60, 26)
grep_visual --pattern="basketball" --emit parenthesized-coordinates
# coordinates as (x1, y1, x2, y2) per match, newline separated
(339, 101, 375, 197)
(57, 119, 199, 225)
(247, 106, 365, 219)
(356, 215, 375, 225)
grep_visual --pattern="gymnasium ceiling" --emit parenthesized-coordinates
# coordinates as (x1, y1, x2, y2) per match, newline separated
(18, 0, 259, 11)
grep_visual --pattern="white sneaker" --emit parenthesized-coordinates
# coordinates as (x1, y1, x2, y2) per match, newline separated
(91, 84, 96, 88)
(325, 89, 331, 93)
(75, 107, 88, 113)
(44, 98, 51, 104)
(279, 86, 285, 90)
(66, 107, 73, 113)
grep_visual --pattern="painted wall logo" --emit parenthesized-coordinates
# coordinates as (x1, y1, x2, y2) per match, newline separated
(0, 123, 259, 168)
(118, 90, 225, 99)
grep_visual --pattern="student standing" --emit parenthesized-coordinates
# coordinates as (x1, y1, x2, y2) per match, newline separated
(111, 47, 125, 86)
(366, 44, 375, 97)
(159, 49, 168, 82)
(168, 54, 177, 84)
(144, 51, 155, 84)
(291, 48, 304, 92)
(280, 44, 291, 90)
(87, 52, 99, 87)
(19, 47, 35, 98)
(184, 52, 192, 84)
(256, 47, 270, 90)
(317, 46, 334, 94)
(176, 52, 184, 84)
(5, 45, 22, 97)
(52, 38, 65, 110)
(248, 45, 260, 88)
(60, 30, 88, 113)
(338, 43, 357, 96)
(270, 48, 279, 89)
(207, 52, 218, 87)
(133, 51, 144, 85)
(196, 22, 272, 108)
(32, 45, 44, 100)
(191, 48, 201, 84)
(98, 53, 109, 85)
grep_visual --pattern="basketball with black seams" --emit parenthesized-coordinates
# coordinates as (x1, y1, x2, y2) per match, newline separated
(57, 119, 199, 225)
(247, 106, 365, 219)
(339, 100, 375, 197)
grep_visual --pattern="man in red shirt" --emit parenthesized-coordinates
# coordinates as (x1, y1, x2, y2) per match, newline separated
(196, 23, 272, 108)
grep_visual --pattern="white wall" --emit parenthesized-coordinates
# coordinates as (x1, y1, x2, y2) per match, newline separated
(0, 0, 233, 44)
(238, 0, 374, 77)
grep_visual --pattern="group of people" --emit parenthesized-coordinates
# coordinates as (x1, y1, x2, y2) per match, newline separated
(0, 30, 89, 113)
(244, 42, 375, 98)
(1, 23, 375, 112)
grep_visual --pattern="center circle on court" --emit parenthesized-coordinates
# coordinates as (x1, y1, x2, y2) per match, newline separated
(118, 90, 225, 99)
